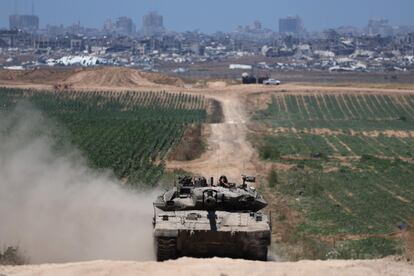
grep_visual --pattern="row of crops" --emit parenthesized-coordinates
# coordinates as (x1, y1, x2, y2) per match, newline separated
(0, 88, 207, 187)
(254, 92, 414, 259)
(272, 156, 414, 259)
(255, 94, 414, 130)
(276, 157, 414, 235)
(256, 93, 414, 159)
(259, 133, 414, 159)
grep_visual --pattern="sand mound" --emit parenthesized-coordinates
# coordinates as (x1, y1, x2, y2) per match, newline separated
(138, 71, 184, 86)
(63, 67, 152, 88)
(0, 67, 184, 89)
(0, 69, 74, 84)
(208, 81, 228, 88)
(63, 67, 184, 89)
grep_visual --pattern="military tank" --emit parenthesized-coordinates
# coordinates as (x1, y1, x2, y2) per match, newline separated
(153, 175, 271, 261)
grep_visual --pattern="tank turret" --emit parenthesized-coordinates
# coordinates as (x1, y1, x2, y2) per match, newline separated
(154, 175, 267, 212)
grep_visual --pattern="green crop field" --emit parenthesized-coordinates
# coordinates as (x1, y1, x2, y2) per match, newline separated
(255, 93, 414, 130)
(0, 88, 207, 187)
(253, 92, 414, 260)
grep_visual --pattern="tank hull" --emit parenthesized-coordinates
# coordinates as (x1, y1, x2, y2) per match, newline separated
(154, 209, 271, 261)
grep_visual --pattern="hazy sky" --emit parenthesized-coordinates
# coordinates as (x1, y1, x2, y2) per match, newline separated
(0, 0, 413, 32)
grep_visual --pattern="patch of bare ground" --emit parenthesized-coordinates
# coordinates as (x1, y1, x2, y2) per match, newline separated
(323, 167, 340, 173)
(185, 78, 239, 89)
(268, 162, 297, 172)
(0, 68, 75, 84)
(1, 257, 414, 276)
(0, 67, 185, 92)
(402, 220, 414, 262)
(246, 91, 275, 111)
(168, 124, 206, 162)
(138, 71, 184, 86)
(207, 81, 228, 88)
(62, 67, 180, 89)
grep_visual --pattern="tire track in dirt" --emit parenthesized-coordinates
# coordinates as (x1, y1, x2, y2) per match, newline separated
(166, 90, 261, 182)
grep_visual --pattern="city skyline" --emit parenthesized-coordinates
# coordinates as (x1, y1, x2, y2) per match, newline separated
(1, 0, 414, 33)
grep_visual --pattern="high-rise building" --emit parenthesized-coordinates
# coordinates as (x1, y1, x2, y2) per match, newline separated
(142, 11, 165, 36)
(279, 16, 303, 35)
(9, 14, 39, 33)
(116, 17, 135, 35)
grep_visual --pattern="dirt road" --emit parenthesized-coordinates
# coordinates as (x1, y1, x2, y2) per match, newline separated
(167, 89, 260, 182)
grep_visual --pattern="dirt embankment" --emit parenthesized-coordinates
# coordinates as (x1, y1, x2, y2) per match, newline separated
(1, 257, 412, 276)
(64, 67, 184, 89)
(0, 68, 75, 84)
(0, 67, 184, 91)
(168, 124, 206, 162)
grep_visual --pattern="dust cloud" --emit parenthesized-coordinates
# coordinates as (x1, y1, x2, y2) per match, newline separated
(0, 104, 156, 264)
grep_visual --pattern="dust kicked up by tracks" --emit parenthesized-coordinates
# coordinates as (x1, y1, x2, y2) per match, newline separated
(0, 104, 156, 264)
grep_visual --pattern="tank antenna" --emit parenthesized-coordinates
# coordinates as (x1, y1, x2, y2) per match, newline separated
(216, 148, 220, 181)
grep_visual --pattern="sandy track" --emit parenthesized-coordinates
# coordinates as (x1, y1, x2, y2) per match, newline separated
(1, 258, 412, 276)
(167, 90, 260, 182)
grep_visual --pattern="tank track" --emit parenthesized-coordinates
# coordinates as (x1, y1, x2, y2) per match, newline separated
(250, 246, 268, 261)
(156, 238, 178, 262)
(247, 239, 268, 261)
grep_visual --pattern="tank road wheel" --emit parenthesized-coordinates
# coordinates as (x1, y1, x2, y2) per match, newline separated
(156, 238, 178, 262)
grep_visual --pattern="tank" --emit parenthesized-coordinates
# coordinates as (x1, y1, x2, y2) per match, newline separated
(153, 175, 271, 261)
